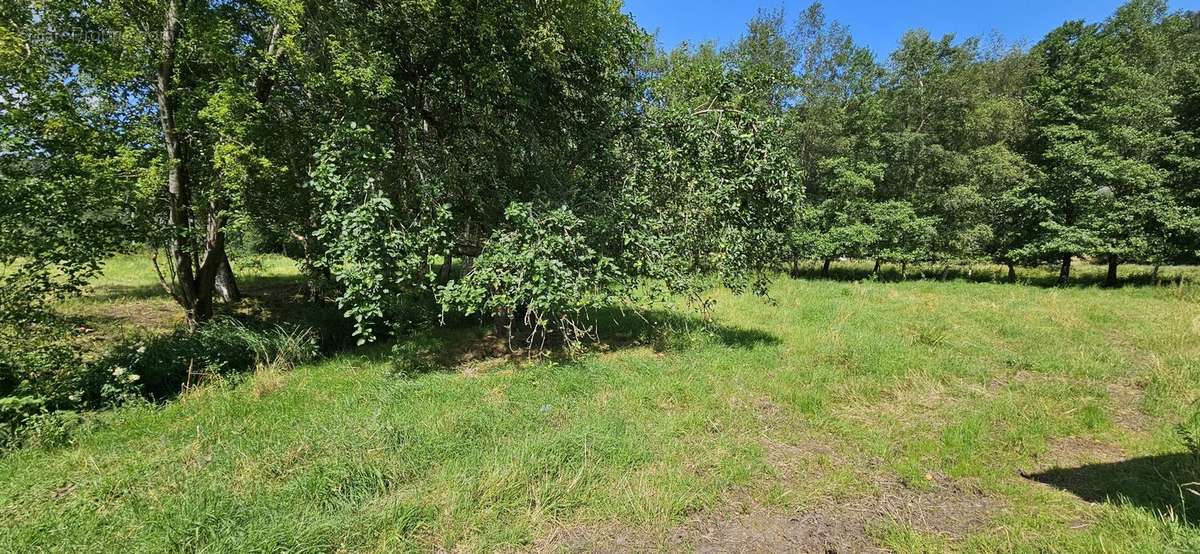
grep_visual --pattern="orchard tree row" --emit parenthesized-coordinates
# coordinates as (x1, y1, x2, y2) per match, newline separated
(2, 0, 1198, 344)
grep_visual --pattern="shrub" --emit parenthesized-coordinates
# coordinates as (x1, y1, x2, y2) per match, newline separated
(1, 319, 318, 451)
(439, 204, 625, 351)
(100, 319, 318, 400)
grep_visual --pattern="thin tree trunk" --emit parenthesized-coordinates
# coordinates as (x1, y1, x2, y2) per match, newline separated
(872, 259, 881, 276)
(437, 253, 453, 285)
(822, 258, 832, 278)
(901, 261, 908, 280)
(1058, 255, 1072, 286)
(155, 0, 224, 325)
(157, 0, 201, 324)
(1151, 264, 1161, 283)
(1105, 256, 1119, 288)
(215, 251, 241, 303)
(1006, 262, 1017, 284)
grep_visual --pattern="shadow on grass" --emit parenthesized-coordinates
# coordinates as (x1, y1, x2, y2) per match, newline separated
(388, 306, 781, 379)
(52, 274, 358, 407)
(78, 274, 355, 352)
(789, 262, 1198, 290)
(1025, 454, 1200, 525)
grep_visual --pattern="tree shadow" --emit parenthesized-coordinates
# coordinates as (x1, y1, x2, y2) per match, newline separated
(1024, 453, 1200, 525)
(581, 305, 777, 349)
(788, 261, 1198, 291)
(74, 274, 356, 352)
(387, 306, 781, 379)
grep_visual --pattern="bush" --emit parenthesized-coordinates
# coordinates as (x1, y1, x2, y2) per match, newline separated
(439, 204, 625, 351)
(0, 322, 100, 430)
(1, 319, 317, 451)
(100, 319, 318, 401)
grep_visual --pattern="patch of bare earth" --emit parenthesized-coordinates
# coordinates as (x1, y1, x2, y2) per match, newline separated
(1105, 382, 1150, 432)
(1036, 436, 1128, 468)
(543, 478, 1000, 553)
(542, 437, 1004, 554)
(674, 472, 999, 554)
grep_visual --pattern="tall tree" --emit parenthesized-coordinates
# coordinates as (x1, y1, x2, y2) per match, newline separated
(1025, 0, 1182, 286)
(785, 3, 886, 277)
(17, 0, 304, 323)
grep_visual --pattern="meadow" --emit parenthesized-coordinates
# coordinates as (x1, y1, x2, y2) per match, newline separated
(2, 256, 1199, 552)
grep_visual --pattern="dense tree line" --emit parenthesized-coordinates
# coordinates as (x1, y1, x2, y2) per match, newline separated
(2, 0, 1198, 345)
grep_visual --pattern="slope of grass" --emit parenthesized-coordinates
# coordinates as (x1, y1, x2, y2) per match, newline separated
(2, 259, 1199, 551)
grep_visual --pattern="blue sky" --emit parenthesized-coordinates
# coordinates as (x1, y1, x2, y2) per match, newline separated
(624, 0, 1200, 58)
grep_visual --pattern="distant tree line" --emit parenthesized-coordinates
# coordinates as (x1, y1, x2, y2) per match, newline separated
(2, 0, 1197, 344)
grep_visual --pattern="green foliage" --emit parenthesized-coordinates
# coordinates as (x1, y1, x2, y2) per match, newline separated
(0, 5, 140, 323)
(440, 204, 623, 348)
(308, 124, 449, 343)
(1024, 1, 1186, 281)
(101, 320, 318, 401)
(627, 41, 803, 298)
(868, 201, 939, 266)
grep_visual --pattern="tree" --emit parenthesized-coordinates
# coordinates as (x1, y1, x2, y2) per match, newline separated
(1163, 10, 1200, 268)
(1025, 1, 1182, 286)
(303, 0, 646, 342)
(624, 47, 802, 297)
(1, 3, 142, 323)
(785, 3, 886, 277)
(15, 0, 304, 323)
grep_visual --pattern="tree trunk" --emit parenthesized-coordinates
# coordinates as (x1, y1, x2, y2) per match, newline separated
(215, 251, 241, 303)
(1151, 264, 1161, 283)
(155, 0, 224, 326)
(901, 261, 908, 280)
(822, 258, 832, 278)
(1058, 255, 1072, 286)
(872, 259, 882, 275)
(1006, 262, 1017, 284)
(157, 0, 200, 324)
(1105, 256, 1119, 288)
(437, 253, 453, 285)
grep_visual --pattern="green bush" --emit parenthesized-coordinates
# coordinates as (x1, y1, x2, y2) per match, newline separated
(100, 319, 318, 401)
(1, 319, 317, 451)
(0, 322, 98, 414)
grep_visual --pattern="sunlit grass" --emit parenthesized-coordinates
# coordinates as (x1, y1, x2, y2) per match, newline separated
(2, 258, 1198, 551)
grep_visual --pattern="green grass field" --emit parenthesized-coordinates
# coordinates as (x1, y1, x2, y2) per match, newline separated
(3, 256, 1200, 552)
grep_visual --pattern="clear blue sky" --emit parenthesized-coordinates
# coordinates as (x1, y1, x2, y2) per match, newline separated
(624, 0, 1200, 58)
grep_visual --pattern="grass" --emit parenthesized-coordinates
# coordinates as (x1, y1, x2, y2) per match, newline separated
(2, 256, 1200, 551)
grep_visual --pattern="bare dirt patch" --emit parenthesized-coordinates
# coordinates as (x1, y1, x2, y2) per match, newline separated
(542, 474, 1003, 553)
(676, 474, 999, 554)
(1030, 436, 1127, 470)
(1105, 382, 1150, 432)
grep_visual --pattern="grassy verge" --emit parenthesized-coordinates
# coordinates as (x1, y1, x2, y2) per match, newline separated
(1, 258, 1199, 551)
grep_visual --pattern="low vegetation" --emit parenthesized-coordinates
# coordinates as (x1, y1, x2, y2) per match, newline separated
(1, 258, 1199, 551)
